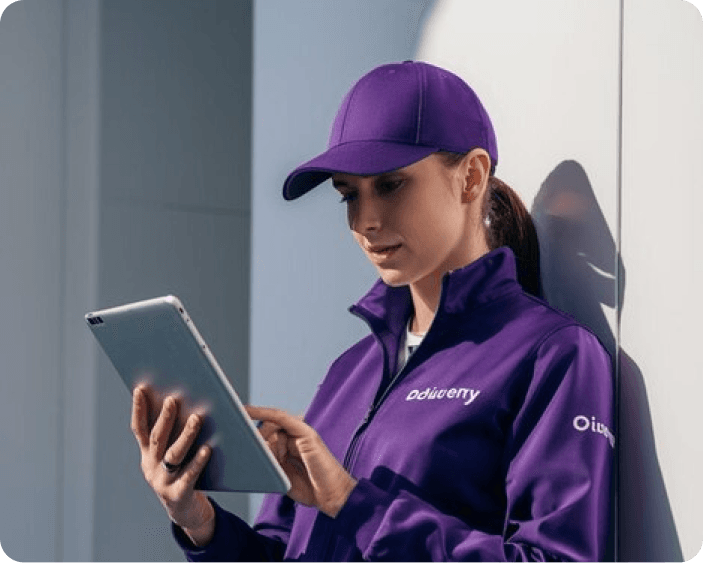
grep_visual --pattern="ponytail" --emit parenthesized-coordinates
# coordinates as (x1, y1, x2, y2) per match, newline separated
(484, 177, 542, 297)
(437, 151, 542, 297)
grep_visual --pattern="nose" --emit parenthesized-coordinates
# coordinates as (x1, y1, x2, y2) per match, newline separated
(349, 193, 383, 234)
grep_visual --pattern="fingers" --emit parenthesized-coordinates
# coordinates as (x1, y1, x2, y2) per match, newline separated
(163, 413, 203, 467)
(249, 407, 315, 468)
(150, 396, 179, 461)
(131, 390, 214, 532)
(133, 391, 205, 476)
(257, 420, 283, 441)
(246, 406, 311, 438)
(178, 445, 212, 490)
(256, 420, 289, 464)
(155, 446, 213, 532)
(131, 387, 150, 450)
(265, 427, 289, 462)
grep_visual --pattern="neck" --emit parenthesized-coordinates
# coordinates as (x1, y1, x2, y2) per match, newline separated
(409, 273, 442, 334)
(408, 244, 490, 334)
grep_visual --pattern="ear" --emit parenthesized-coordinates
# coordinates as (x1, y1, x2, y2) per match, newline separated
(460, 149, 491, 204)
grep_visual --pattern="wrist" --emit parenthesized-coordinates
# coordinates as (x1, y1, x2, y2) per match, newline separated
(182, 499, 216, 547)
(324, 476, 358, 519)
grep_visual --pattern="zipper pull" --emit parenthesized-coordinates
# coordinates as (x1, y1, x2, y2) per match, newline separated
(361, 406, 374, 426)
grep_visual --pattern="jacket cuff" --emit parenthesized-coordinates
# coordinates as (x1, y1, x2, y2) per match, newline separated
(332, 478, 394, 554)
(171, 498, 246, 561)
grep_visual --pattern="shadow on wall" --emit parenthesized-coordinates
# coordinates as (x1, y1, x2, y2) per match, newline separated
(531, 160, 683, 562)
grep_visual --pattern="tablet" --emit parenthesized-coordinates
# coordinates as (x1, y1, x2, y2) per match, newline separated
(86, 295, 291, 494)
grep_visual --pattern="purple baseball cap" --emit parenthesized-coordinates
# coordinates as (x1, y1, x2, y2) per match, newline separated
(283, 60, 498, 200)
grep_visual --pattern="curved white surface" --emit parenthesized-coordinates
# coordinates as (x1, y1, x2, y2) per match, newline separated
(417, 0, 702, 559)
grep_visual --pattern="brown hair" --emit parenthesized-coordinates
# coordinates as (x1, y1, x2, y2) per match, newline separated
(437, 151, 542, 297)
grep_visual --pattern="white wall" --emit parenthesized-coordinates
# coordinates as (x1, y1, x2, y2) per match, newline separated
(417, 2, 621, 558)
(417, 0, 621, 352)
(619, 0, 703, 560)
(418, 0, 702, 560)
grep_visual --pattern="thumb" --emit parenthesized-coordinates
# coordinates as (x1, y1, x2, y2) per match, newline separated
(246, 406, 311, 438)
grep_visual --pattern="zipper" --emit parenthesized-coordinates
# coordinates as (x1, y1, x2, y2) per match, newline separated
(325, 318, 407, 561)
(345, 273, 452, 463)
(324, 276, 450, 560)
(329, 332, 437, 560)
(341, 296, 440, 472)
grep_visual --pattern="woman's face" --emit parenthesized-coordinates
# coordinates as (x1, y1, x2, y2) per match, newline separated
(332, 153, 481, 289)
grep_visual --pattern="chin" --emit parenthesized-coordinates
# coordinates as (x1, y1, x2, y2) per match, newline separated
(377, 269, 411, 287)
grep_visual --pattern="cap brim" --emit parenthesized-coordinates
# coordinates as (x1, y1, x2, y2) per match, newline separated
(282, 141, 439, 200)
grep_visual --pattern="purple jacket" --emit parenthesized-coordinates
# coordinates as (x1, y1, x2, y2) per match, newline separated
(174, 247, 614, 561)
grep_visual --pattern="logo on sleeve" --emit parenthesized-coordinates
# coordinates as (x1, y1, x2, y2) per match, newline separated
(573, 415, 615, 448)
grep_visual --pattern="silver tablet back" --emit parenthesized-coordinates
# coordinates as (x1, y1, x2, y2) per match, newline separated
(86, 295, 290, 494)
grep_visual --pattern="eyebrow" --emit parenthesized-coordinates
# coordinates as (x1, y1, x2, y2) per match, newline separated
(332, 171, 403, 191)
(331, 179, 350, 190)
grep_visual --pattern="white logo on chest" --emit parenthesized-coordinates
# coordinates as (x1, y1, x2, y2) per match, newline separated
(405, 387, 481, 406)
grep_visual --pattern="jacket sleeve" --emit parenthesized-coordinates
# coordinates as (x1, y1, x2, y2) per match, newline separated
(330, 325, 615, 561)
(171, 495, 292, 561)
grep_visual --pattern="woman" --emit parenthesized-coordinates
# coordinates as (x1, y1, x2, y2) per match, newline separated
(131, 61, 614, 561)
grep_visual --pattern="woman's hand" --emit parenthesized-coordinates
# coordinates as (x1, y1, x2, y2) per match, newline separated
(131, 387, 215, 546)
(247, 406, 357, 518)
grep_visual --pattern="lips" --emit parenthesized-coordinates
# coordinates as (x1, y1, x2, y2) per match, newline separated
(368, 243, 401, 253)
(367, 243, 402, 260)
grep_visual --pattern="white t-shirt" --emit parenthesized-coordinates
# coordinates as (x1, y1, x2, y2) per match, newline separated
(397, 318, 425, 374)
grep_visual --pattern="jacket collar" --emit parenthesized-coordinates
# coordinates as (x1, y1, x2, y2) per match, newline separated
(349, 246, 522, 348)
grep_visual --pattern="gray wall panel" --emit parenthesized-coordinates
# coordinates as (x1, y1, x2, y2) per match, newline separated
(62, 1, 101, 560)
(0, 1, 64, 560)
(92, 1, 253, 559)
(100, 0, 252, 212)
(93, 207, 251, 561)
(96, 203, 250, 383)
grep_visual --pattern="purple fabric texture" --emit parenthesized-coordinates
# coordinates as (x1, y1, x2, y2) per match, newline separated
(283, 61, 498, 200)
(173, 247, 614, 561)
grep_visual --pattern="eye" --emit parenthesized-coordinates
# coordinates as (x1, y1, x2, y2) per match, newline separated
(338, 192, 357, 204)
(377, 179, 403, 195)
